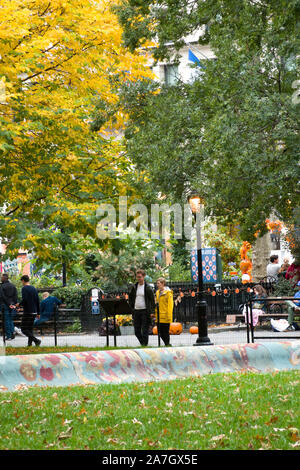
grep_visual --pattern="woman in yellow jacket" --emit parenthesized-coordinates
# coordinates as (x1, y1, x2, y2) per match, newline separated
(155, 277, 173, 346)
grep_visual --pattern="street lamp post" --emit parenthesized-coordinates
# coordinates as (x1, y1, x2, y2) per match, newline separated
(188, 192, 213, 346)
(61, 227, 67, 287)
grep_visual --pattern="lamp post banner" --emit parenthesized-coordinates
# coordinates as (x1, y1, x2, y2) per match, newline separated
(191, 248, 218, 284)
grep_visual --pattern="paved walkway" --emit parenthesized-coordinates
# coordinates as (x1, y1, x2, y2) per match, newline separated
(3, 326, 300, 349)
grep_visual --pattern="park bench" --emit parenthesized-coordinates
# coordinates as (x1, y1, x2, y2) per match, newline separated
(0, 307, 81, 346)
(241, 297, 300, 342)
(35, 308, 80, 335)
(226, 295, 297, 323)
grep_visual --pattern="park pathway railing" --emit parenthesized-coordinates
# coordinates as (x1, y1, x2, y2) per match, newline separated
(2, 280, 299, 347)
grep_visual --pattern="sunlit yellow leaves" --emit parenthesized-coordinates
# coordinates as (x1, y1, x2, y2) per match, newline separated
(0, 0, 152, 263)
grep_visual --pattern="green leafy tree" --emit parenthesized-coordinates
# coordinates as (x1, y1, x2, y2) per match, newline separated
(116, 0, 300, 244)
(0, 0, 152, 271)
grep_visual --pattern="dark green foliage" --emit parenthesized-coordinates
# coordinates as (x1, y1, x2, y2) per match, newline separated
(116, 0, 300, 242)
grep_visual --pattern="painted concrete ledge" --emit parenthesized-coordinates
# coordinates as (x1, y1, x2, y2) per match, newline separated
(0, 341, 299, 392)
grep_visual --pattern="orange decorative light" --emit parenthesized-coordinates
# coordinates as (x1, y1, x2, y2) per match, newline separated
(265, 219, 283, 232)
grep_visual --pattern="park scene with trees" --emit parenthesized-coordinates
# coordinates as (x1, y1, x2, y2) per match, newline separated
(0, 0, 299, 452)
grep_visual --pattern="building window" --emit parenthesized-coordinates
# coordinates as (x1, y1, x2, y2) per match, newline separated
(164, 64, 179, 85)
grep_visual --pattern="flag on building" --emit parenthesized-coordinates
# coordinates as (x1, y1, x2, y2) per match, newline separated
(188, 49, 206, 68)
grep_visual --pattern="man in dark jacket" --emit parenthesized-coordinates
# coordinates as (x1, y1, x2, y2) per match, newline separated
(16, 275, 41, 346)
(0, 273, 18, 341)
(34, 292, 62, 326)
(128, 269, 155, 347)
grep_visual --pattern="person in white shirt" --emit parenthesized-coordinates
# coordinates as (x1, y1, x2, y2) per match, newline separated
(266, 255, 281, 280)
(128, 269, 155, 346)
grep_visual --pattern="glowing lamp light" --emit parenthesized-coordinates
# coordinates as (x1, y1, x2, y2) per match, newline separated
(187, 191, 204, 214)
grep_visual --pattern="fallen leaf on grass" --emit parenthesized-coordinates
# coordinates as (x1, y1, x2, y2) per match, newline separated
(265, 416, 279, 425)
(210, 434, 226, 441)
(58, 426, 73, 440)
(101, 427, 113, 435)
(62, 419, 73, 426)
(288, 428, 299, 442)
(107, 438, 119, 444)
(145, 439, 162, 447)
(132, 418, 143, 425)
(290, 441, 300, 448)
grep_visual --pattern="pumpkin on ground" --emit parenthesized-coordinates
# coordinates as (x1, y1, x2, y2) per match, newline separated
(189, 326, 198, 334)
(152, 323, 183, 335)
(169, 322, 183, 335)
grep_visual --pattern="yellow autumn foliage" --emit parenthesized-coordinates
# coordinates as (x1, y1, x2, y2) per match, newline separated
(0, 0, 153, 259)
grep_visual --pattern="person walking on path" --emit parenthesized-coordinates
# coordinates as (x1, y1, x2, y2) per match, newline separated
(34, 292, 62, 327)
(129, 269, 155, 347)
(0, 273, 18, 341)
(155, 277, 173, 347)
(16, 275, 41, 346)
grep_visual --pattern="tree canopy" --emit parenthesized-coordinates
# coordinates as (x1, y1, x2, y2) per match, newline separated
(0, 0, 152, 271)
(116, 0, 300, 241)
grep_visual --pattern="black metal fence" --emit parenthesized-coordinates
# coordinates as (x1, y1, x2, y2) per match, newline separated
(2, 279, 295, 347)
(101, 280, 276, 327)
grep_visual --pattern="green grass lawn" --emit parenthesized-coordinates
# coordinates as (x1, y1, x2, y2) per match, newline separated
(4, 346, 130, 356)
(0, 370, 299, 450)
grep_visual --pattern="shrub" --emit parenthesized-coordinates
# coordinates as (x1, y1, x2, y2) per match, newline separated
(52, 286, 85, 309)
(272, 278, 298, 297)
(65, 319, 82, 333)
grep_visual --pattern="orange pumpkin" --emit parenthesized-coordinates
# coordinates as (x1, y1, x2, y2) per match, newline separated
(153, 323, 183, 335)
(189, 326, 198, 334)
(169, 322, 183, 335)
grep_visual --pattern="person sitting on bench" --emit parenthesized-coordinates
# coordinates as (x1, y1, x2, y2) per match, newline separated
(285, 280, 300, 330)
(34, 292, 62, 327)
